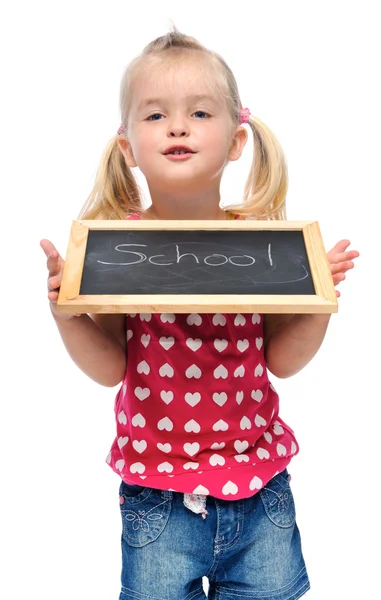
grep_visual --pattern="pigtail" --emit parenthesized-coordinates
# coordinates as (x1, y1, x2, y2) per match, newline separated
(239, 116, 288, 220)
(77, 135, 143, 220)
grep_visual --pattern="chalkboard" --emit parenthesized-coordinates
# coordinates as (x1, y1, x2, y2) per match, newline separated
(58, 220, 337, 314)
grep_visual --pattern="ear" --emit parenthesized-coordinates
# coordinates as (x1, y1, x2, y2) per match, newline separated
(117, 136, 137, 168)
(228, 126, 248, 161)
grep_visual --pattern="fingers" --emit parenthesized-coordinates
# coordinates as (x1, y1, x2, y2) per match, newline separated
(332, 273, 346, 285)
(331, 251, 359, 265)
(47, 290, 59, 302)
(330, 260, 355, 275)
(327, 240, 360, 264)
(40, 239, 63, 277)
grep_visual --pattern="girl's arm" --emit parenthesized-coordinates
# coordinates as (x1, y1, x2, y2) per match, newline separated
(263, 239, 359, 378)
(52, 312, 127, 387)
(264, 313, 330, 378)
(41, 239, 127, 387)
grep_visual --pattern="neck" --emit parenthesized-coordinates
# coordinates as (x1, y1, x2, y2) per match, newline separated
(143, 185, 228, 220)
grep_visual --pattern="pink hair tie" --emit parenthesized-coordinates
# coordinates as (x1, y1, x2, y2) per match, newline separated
(117, 122, 125, 134)
(239, 107, 251, 124)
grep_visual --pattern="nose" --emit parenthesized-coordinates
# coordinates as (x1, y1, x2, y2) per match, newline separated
(167, 113, 189, 138)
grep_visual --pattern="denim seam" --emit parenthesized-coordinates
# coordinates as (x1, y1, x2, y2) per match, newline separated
(214, 566, 309, 598)
(213, 499, 244, 551)
(214, 579, 310, 600)
(120, 584, 205, 600)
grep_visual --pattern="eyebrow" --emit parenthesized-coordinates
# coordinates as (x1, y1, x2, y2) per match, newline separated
(137, 94, 220, 110)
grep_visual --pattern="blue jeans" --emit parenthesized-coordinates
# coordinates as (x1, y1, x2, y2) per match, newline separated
(118, 469, 310, 600)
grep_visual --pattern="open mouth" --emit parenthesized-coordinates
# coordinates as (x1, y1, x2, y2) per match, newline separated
(164, 146, 196, 155)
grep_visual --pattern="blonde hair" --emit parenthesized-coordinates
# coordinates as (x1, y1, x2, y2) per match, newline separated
(78, 28, 288, 220)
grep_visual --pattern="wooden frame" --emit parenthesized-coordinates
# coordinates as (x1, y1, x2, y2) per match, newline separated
(57, 220, 338, 314)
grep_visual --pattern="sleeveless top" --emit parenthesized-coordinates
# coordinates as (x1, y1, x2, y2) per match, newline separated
(105, 211, 299, 500)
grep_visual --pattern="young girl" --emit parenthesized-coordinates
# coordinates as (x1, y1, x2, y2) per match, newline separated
(41, 28, 358, 600)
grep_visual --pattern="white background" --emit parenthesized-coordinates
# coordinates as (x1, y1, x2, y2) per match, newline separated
(1, 1, 379, 599)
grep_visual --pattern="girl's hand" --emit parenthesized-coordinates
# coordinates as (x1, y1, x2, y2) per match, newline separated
(40, 239, 81, 320)
(327, 239, 360, 298)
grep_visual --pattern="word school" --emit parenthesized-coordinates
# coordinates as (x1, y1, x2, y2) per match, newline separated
(98, 243, 274, 268)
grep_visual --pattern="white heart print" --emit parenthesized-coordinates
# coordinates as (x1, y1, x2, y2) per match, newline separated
(256, 337, 263, 350)
(257, 447, 270, 459)
(240, 416, 252, 430)
(130, 462, 145, 474)
(161, 313, 176, 323)
(273, 422, 284, 435)
(264, 431, 273, 444)
(127, 330, 133, 342)
(157, 417, 173, 431)
(209, 454, 225, 466)
(185, 392, 201, 407)
(159, 336, 175, 350)
(255, 414, 267, 427)
(214, 365, 228, 379)
(157, 462, 174, 473)
(234, 440, 249, 453)
(251, 389, 263, 402)
(213, 392, 227, 406)
(234, 365, 245, 377)
(211, 442, 225, 450)
(183, 462, 199, 470)
(277, 443, 287, 456)
(157, 443, 171, 453)
(135, 387, 150, 401)
(237, 339, 249, 352)
(214, 339, 228, 352)
(252, 314, 261, 324)
(118, 436, 129, 449)
(159, 363, 174, 378)
(184, 419, 201, 433)
(132, 440, 147, 453)
(137, 360, 150, 375)
(212, 314, 226, 326)
(234, 314, 246, 326)
(186, 364, 202, 379)
(254, 363, 264, 377)
(249, 475, 263, 490)
(213, 419, 229, 431)
(187, 313, 202, 326)
(140, 314, 152, 322)
(131, 413, 146, 427)
(160, 390, 174, 404)
(222, 481, 238, 495)
(236, 391, 244, 404)
(193, 485, 209, 495)
(186, 338, 202, 351)
(118, 410, 127, 425)
(234, 454, 249, 463)
(184, 442, 200, 457)
(141, 334, 150, 347)
(115, 459, 125, 471)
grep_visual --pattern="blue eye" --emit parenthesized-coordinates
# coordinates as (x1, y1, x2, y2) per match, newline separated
(193, 111, 210, 119)
(147, 113, 164, 121)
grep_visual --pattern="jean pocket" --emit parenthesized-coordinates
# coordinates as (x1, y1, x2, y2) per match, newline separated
(259, 469, 296, 528)
(119, 480, 172, 548)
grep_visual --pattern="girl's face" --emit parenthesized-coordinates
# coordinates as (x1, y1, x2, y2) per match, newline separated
(120, 56, 246, 193)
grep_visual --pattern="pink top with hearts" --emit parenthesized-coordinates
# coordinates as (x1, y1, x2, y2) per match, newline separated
(105, 213, 299, 500)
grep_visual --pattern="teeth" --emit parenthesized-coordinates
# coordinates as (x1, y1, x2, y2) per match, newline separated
(171, 150, 188, 154)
